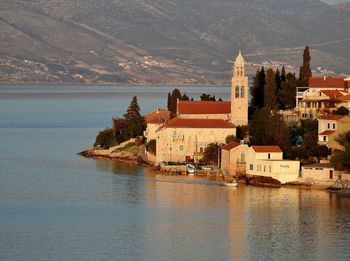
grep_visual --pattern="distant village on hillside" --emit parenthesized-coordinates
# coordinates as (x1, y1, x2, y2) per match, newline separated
(88, 47, 350, 190)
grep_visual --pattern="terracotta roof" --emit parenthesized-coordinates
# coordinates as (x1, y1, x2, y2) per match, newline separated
(340, 94, 350, 101)
(319, 130, 335, 135)
(177, 101, 231, 115)
(319, 115, 345, 121)
(144, 108, 171, 124)
(321, 90, 345, 99)
(309, 77, 346, 89)
(251, 146, 282, 153)
(222, 142, 240, 151)
(161, 118, 235, 129)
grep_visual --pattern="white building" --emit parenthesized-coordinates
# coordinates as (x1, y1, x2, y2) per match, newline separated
(246, 146, 300, 184)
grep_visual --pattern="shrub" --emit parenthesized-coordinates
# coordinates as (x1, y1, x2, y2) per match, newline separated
(94, 128, 116, 149)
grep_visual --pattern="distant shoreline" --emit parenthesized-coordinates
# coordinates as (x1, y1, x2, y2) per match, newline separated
(0, 82, 229, 88)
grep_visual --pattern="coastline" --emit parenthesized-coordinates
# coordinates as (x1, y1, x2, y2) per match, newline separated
(79, 148, 332, 191)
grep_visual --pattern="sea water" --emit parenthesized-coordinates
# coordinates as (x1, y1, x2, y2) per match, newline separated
(0, 85, 349, 261)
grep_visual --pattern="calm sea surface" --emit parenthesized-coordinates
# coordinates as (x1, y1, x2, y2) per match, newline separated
(0, 85, 349, 261)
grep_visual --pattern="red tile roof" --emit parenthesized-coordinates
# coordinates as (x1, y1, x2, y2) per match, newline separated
(222, 142, 240, 151)
(319, 130, 335, 135)
(340, 94, 350, 101)
(251, 146, 282, 153)
(319, 115, 345, 121)
(321, 90, 345, 100)
(309, 77, 346, 89)
(177, 101, 231, 114)
(161, 118, 235, 129)
(144, 108, 171, 124)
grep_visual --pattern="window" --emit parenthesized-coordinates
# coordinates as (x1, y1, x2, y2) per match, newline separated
(333, 124, 336, 129)
(250, 164, 253, 170)
(179, 145, 183, 151)
(269, 166, 271, 173)
(235, 86, 240, 98)
(328, 123, 330, 129)
(240, 152, 245, 163)
(323, 136, 327, 141)
(264, 165, 266, 172)
(241, 86, 245, 98)
(268, 153, 271, 159)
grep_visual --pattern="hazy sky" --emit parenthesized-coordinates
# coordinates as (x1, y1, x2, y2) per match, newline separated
(322, 0, 350, 4)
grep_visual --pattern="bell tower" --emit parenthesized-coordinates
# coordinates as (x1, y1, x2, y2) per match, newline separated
(231, 50, 248, 126)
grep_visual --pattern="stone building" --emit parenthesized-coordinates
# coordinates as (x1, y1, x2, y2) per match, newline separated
(149, 51, 249, 164)
(144, 108, 171, 141)
(155, 118, 236, 163)
(220, 142, 249, 176)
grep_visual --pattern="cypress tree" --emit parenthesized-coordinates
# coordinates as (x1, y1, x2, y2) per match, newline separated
(257, 67, 266, 108)
(280, 72, 297, 109)
(169, 88, 182, 116)
(299, 46, 312, 86)
(275, 69, 282, 109)
(281, 66, 286, 82)
(167, 93, 171, 111)
(264, 68, 277, 109)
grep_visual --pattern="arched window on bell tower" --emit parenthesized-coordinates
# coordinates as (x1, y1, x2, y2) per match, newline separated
(235, 86, 240, 98)
(241, 86, 245, 98)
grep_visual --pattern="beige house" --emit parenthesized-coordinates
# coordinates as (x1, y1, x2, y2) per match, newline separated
(302, 163, 338, 183)
(155, 118, 236, 163)
(246, 146, 300, 184)
(318, 115, 350, 152)
(144, 108, 171, 141)
(296, 76, 350, 119)
(220, 142, 249, 176)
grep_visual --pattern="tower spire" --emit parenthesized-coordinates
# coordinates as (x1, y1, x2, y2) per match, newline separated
(231, 51, 248, 126)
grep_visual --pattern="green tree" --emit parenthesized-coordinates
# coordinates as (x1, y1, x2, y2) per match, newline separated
(123, 96, 146, 139)
(279, 72, 297, 109)
(225, 135, 238, 144)
(299, 46, 312, 86)
(124, 96, 142, 122)
(250, 67, 265, 110)
(264, 68, 277, 109)
(200, 93, 216, 101)
(169, 89, 182, 116)
(275, 69, 283, 109)
(202, 143, 220, 165)
(334, 106, 349, 115)
(249, 107, 288, 149)
(94, 128, 116, 149)
(331, 132, 350, 170)
(281, 66, 286, 82)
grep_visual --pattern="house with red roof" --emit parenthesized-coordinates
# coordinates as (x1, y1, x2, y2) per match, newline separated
(220, 142, 249, 176)
(177, 100, 231, 120)
(318, 115, 350, 152)
(246, 146, 300, 183)
(296, 76, 350, 119)
(144, 108, 171, 141)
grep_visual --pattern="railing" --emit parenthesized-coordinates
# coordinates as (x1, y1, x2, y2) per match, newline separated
(173, 134, 184, 141)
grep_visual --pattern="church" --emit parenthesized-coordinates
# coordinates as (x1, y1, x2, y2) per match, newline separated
(152, 51, 249, 163)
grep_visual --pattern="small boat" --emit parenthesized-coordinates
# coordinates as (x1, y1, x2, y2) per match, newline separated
(224, 182, 238, 187)
(186, 164, 196, 175)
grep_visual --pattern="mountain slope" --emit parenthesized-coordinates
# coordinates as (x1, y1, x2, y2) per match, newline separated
(0, 0, 349, 84)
